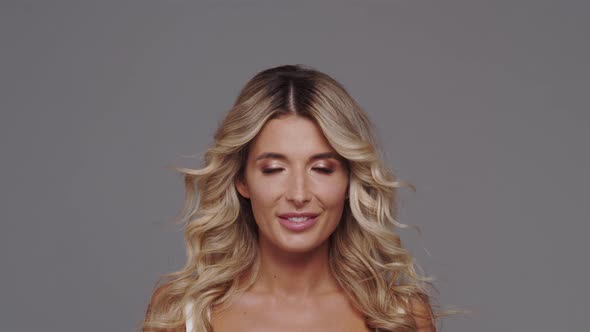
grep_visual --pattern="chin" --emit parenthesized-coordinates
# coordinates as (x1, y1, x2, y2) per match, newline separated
(280, 243, 323, 254)
(273, 233, 330, 254)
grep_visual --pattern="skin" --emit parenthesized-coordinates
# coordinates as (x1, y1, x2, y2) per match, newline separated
(228, 114, 369, 332)
(145, 113, 435, 331)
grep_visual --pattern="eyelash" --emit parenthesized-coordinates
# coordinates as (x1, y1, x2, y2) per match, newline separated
(261, 168, 281, 174)
(314, 167, 334, 174)
(261, 167, 334, 175)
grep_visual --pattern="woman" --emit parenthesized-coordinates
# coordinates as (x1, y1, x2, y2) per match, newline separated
(143, 65, 438, 331)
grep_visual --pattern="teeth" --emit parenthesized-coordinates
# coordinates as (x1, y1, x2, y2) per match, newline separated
(287, 217, 309, 222)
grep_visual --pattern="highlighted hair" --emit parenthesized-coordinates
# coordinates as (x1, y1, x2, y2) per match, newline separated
(142, 65, 438, 331)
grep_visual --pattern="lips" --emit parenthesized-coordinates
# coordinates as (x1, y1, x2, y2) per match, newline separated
(278, 212, 319, 219)
(277, 212, 320, 231)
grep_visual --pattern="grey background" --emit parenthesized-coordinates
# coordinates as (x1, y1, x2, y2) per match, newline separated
(1, 1, 588, 331)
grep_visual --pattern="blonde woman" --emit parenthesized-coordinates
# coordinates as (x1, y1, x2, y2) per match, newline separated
(143, 65, 438, 332)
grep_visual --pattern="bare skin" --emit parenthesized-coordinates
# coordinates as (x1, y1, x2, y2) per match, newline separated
(211, 241, 371, 332)
(145, 114, 435, 331)
(226, 115, 369, 332)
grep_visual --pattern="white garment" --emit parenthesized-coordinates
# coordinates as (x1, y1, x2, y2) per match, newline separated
(184, 301, 195, 332)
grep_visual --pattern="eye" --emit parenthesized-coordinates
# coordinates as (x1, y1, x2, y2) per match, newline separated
(313, 167, 334, 174)
(261, 168, 284, 174)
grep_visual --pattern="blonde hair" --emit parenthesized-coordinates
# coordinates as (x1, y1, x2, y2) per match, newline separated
(142, 65, 439, 331)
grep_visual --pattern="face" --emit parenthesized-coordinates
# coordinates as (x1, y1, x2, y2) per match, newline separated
(236, 114, 349, 254)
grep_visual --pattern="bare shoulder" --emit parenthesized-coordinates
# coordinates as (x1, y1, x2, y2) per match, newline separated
(407, 295, 436, 332)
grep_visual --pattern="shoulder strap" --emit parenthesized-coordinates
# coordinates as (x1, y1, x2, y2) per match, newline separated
(184, 301, 194, 332)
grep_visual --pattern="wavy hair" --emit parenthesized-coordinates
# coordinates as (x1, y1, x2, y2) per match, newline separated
(142, 65, 439, 331)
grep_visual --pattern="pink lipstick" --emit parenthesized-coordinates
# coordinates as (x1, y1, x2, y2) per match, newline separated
(277, 212, 319, 232)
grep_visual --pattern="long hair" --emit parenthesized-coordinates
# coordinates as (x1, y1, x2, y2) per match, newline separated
(142, 65, 438, 331)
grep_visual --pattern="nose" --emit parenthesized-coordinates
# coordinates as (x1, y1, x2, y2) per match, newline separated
(285, 169, 312, 206)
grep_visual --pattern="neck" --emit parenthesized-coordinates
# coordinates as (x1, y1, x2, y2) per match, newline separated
(251, 238, 340, 298)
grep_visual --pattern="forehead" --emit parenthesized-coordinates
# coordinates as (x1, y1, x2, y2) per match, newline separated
(248, 115, 336, 159)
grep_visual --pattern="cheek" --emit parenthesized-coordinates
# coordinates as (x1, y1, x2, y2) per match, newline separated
(246, 170, 349, 207)
(246, 176, 283, 207)
(315, 177, 349, 207)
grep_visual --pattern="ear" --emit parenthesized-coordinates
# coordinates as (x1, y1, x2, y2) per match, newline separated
(235, 177, 250, 199)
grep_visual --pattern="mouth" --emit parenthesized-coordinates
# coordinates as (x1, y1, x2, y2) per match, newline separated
(277, 212, 320, 231)
(278, 212, 319, 219)
(284, 216, 313, 223)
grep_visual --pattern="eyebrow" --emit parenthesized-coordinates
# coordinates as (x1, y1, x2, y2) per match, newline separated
(255, 152, 343, 162)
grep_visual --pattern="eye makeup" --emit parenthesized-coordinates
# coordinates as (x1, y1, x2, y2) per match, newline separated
(255, 154, 344, 176)
(311, 162, 336, 174)
(260, 163, 336, 175)
(261, 167, 283, 174)
(312, 167, 334, 174)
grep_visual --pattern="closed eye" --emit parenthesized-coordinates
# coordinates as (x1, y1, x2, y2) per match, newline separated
(313, 167, 334, 174)
(262, 168, 284, 174)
